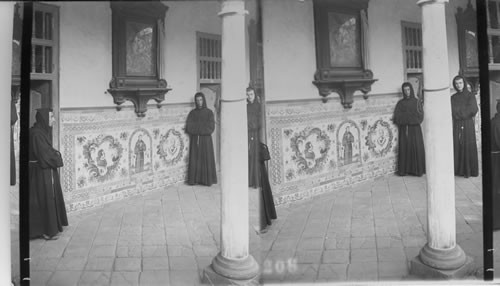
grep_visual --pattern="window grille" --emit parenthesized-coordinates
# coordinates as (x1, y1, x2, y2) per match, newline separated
(32, 4, 57, 75)
(197, 32, 221, 84)
(401, 22, 423, 74)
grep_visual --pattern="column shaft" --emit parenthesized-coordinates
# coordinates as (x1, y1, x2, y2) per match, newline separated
(420, 0, 456, 250)
(219, 0, 250, 260)
(0, 3, 15, 284)
(412, 0, 470, 274)
(204, 0, 259, 282)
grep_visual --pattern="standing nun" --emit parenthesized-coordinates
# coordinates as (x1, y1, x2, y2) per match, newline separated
(29, 108, 68, 240)
(393, 82, 426, 176)
(451, 75, 479, 178)
(247, 87, 261, 188)
(185, 92, 217, 186)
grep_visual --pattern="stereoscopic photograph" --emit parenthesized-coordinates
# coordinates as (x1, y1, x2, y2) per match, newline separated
(3, 0, 500, 285)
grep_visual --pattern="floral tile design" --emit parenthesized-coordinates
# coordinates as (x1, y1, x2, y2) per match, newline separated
(60, 105, 192, 212)
(266, 95, 400, 206)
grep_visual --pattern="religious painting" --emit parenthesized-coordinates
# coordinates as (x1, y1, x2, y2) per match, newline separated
(129, 129, 153, 175)
(336, 121, 361, 167)
(365, 119, 394, 158)
(126, 21, 156, 76)
(80, 134, 124, 184)
(328, 11, 361, 68)
(465, 29, 478, 68)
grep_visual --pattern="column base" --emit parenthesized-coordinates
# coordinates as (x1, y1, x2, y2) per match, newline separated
(410, 255, 475, 279)
(409, 245, 475, 279)
(202, 264, 260, 285)
(419, 243, 466, 270)
(202, 253, 260, 284)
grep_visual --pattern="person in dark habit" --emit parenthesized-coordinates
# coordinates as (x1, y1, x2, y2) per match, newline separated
(246, 87, 276, 233)
(29, 108, 68, 240)
(393, 82, 426, 176)
(451, 75, 479, 178)
(185, 92, 217, 186)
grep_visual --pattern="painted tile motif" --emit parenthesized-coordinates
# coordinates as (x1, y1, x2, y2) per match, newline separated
(76, 133, 126, 188)
(61, 106, 192, 212)
(365, 118, 394, 158)
(155, 127, 186, 169)
(337, 120, 361, 167)
(129, 129, 153, 175)
(282, 124, 333, 183)
(267, 95, 400, 206)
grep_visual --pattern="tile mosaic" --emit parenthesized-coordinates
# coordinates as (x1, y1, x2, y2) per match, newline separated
(266, 95, 399, 207)
(60, 106, 192, 213)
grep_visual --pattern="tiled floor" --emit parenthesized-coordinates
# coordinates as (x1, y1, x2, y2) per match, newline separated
(10, 174, 500, 285)
(260, 175, 486, 283)
(27, 184, 261, 286)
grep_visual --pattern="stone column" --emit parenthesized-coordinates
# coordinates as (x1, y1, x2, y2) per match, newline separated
(410, 0, 473, 278)
(203, 0, 259, 284)
(0, 3, 15, 285)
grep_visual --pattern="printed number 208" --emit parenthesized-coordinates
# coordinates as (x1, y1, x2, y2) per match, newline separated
(262, 258, 298, 274)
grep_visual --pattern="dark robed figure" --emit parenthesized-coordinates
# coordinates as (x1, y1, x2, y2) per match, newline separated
(491, 101, 500, 230)
(186, 92, 217, 186)
(247, 88, 261, 188)
(247, 87, 277, 231)
(29, 108, 68, 240)
(451, 75, 479, 178)
(393, 82, 425, 176)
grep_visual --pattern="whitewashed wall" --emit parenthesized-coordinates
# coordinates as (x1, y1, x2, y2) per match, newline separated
(262, 0, 472, 102)
(57, 1, 225, 108)
(261, 0, 475, 206)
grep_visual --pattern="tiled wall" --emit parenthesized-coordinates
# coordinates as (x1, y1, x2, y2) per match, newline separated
(266, 93, 483, 207)
(59, 105, 192, 212)
(265, 94, 401, 206)
(52, 92, 482, 213)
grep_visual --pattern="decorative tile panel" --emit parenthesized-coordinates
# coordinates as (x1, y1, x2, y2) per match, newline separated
(60, 105, 191, 212)
(266, 95, 400, 207)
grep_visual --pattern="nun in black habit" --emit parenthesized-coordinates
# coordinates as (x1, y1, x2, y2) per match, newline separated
(246, 87, 277, 232)
(451, 75, 479, 178)
(185, 92, 217, 186)
(247, 87, 261, 188)
(393, 82, 426, 176)
(29, 108, 68, 240)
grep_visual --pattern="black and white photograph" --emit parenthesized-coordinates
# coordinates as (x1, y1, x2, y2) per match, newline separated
(3, 0, 500, 285)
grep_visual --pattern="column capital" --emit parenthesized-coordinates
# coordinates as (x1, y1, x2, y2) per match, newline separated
(218, 0, 248, 18)
(417, 0, 448, 6)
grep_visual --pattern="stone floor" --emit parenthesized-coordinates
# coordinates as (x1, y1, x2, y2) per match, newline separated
(26, 184, 261, 286)
(9, 173, 500, 285)
(260, 174, 487, 283)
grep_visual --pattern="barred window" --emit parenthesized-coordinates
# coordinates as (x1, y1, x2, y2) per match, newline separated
(32, 3, 58, 75)
(197, 32, 221, 84)
(401, 22, 423, 73)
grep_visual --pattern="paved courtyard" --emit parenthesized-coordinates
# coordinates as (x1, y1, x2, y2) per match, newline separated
(26, 184, 260, 286)
(10, 173, 500, 285)
(260, 175, 486, 283)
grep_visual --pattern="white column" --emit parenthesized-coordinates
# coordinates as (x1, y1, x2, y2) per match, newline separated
(207, 0, 259, 281)
(0, 3, 15, 285)
(417, 0, 466, 271)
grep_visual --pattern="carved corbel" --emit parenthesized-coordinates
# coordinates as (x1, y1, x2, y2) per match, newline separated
(313, 70, 377, 108)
